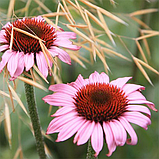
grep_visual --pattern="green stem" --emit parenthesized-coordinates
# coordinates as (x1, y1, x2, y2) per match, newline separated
(24, 81, 46, 159)
(86, 139, 98, 159)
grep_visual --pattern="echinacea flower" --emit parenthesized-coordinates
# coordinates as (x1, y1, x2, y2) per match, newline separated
(0, 16, 80, 80)
(43, 71, 157, 157)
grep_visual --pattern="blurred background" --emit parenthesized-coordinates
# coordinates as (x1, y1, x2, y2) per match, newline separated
(0, 0, 159, 159)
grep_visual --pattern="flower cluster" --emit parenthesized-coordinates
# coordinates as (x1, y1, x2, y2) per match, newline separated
(0, 16, 80, 79)
(43, 71, 157, 157)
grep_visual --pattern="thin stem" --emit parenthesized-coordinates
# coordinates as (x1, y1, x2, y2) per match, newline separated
(86, 139, 98, 159)
(24, 79, 46, 159)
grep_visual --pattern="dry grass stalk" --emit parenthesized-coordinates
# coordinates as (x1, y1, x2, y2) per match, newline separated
(33, 65, 49, 84)
(136, 32, 159, 40)
(67, 24, 94, 43)
(34, 0, 52, 13)
(7, 0, 15, 19)
(140, 31, 151, 57)
(102, 47, 130, 61)
(13, 146, 23, 159)
(132, 56, 153, 85)
(59, 3, 74, 24)
(75, 0, 87, 23)
(55, 3, 61, 27)
(9, 26, 14, 51)
(62, 0, 75, 24)
(7, 83, 15, 112)
(13, 27, 45, 42)
(42, 12, 66, 17)
(80, 0, 127, 25)
(8, 83, 30, 117)
(17, 76, 48, 92)
(68, 24, 88, 28)
(131, 16, 150, 29)
(137, 58, 159, 75)
(135, 40, 148, 63)
(0, 90, 16, 99)
(4, 103, 12, 147)
(97, 9, 115, 46)
(129, 8, 158, 17)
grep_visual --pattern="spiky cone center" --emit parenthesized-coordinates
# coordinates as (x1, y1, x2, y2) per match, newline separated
(3, 18, 56, 54)
(74, 83, 128, 123)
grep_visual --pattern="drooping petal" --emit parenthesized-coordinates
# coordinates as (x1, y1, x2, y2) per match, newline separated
(7, 52, 18, 77)
(56, 117, 85, 142)
(126, 105, 151, 117)
(24, 53, 34, 71)
(110, 77, 132, 88)
(11, 52, 24, 79)
(36, 51, 48, 78)
(49, 46, 71, 64)
(103, 122, 116, 157)
(123, 112, 151, 129)
(109, 120, 127, 146)
(119, 116, 138, 145)
(47, 111, 78, 134)
(0, 50, 13, 72)
(91, 123, 103, 157)
(128, 100, 157, 111)
(74, 120, 95, 145)
(49, 83, 77, 96)
(122, 84, 145, 96)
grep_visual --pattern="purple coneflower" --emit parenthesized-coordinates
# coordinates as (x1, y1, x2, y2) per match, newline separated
(0, 16, 80, 79)
(43, 71, 157, 157)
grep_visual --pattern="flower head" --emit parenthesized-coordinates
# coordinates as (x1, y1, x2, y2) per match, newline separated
(43, 71, 157, 157)
(0, 16, 80, 79)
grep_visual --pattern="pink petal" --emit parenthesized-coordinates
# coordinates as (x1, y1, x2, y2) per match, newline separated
(56, 117, 85, 142)
(52, 106, 75, 117)
(89, 71, 100, 84)
(11, 52, 24, 79)
(69, 74, 88, 90)
(36, 51, 48, 78)
(126, 105, 151, 117)
(54, 39, 81, 50)
(7, 52, 18, 77)
(103, 122, 116, 157)
(49, 83, 77, 96)
(127, 91, 146, 100)
(24, 53, 34, 71)
(110, 77, 132, 88)
(122, 84, 145, 96)
(47, 111, 78, 134)
(128, 100, 157, 111)
(91, 123, 103, 157)
(99, 72, 109, 83)
(119, 116, 138, 145)
(0, 30, 7, 43)
(0, 50, 13, 72)
(109, 120, 127, 146)
(74, 120, 95, 145)
(43, 93, 74, 106)
(56, 32, 77, 39)
(0, 45, 9, 52)
(50, 46, 71, 64)
(123, 112, 151, 129)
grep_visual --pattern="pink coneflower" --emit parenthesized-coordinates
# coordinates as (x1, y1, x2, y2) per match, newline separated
(0, 16, 80, 79)
(43, 71, 157, 157)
